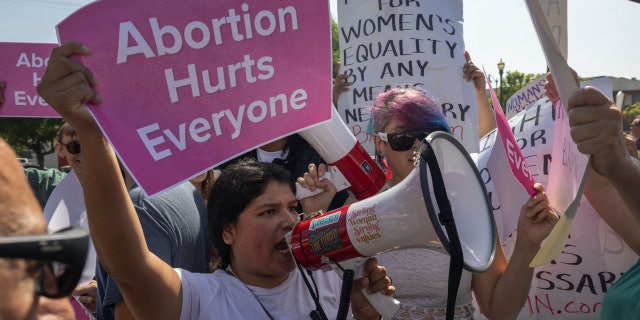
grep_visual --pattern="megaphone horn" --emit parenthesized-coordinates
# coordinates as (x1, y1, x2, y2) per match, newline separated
(290, 132, 496, 320)
(291, 131, 496, 272)
(299, 107, 386, 200)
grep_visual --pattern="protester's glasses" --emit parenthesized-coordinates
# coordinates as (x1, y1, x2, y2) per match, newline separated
(60, 140, 81, 154)
(0, 228, 89, 298)
(632, 123, 640, 127)
(377, 131, 430, 151)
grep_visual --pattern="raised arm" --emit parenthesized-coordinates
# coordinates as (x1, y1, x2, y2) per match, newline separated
(463, 51, 496, 138)
(332, 62, 353, 108)
(37, 42, 182, 319)
(472, 183, 558, 319)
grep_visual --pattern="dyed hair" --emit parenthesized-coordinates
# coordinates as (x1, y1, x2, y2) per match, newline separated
(207, 159, 295, 270)
(371, 88, 450, 134)
(57, 122, 77, 143)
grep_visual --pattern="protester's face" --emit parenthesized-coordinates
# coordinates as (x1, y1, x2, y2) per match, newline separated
(0, 137, 73, 320)
(55, 134, 83, 180)
(0, 259, 39, 320)
(375, 118, 420, 186)
(224, 181, 299, 287)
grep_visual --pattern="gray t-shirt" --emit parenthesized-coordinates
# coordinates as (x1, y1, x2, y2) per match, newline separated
(96, 182, 211, 320)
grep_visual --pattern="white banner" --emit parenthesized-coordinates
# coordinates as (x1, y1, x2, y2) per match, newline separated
(505, 75, 547, 119)
(476, 92, 637, 319)
(336, 0, 478, 154)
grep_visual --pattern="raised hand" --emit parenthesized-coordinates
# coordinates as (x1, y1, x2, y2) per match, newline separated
(463, 51, 486, 92)
(517, 183, 559, 250)
(37, 41, 101, 130)
(297, 163, 337, 215)
(333, 62, 353, 107)
(567, 87, 628, 177)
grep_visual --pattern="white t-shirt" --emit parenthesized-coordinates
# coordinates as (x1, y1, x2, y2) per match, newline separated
(256, 148, 289, 164)
(178, 268, 344, 320)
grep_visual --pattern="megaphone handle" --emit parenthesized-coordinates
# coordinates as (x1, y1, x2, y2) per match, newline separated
(352, 260, 401, 320)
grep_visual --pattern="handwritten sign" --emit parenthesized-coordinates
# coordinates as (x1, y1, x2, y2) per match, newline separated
(57, 0, 332, 195)
(336, 0, 478, 154)
(0, 42, 59, 118)
(505, 75, 547, 119)
(476, 99, 638, 319)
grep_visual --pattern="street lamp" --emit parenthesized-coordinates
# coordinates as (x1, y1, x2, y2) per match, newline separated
(487, 74, 499, 91)
(497, 59, 505, 106)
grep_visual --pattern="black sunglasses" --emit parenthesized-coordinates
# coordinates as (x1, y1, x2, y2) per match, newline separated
(60, 140, 81, 154)
(0, 227, 89, 298)
(377, 131, 429, 151)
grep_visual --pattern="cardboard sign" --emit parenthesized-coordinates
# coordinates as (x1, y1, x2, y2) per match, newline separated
(336, 0, 478, 154)
(476, 99, 638, 320)
(505, 75, 547, 119)
(57, 0, 332, 195)
(0, 42, 59, 118)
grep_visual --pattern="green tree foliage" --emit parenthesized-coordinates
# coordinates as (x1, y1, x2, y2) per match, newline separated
(622, 102, 640, 125)
(331, 17, 340, 78)
(0, 118, 63, 169)
(490, 70, 545, 111)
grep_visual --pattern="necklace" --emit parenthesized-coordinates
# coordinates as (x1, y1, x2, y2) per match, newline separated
(224, 266, 327, 320)
(224, 267, 274, 319)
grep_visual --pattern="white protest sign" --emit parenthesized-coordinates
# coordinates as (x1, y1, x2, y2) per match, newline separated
(476, 99, 638, 319)
(336, 0, 478, 154)
(505, 75, 547, 119)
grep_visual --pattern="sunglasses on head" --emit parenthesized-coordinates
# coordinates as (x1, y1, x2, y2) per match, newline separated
(0, 227, 89, 298)
(377, 131, 429, 151)
(60, 140, 81, 154)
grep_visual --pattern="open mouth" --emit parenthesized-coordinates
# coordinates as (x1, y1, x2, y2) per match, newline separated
(274, 239, 290, 255)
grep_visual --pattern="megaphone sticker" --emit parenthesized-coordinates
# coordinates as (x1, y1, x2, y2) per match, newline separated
(349, 205, 383, 244)
(308, 225, 341, 255)
(309, 212, 340, 230)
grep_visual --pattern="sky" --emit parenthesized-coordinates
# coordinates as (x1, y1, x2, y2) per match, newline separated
(1, 0, 639, 83)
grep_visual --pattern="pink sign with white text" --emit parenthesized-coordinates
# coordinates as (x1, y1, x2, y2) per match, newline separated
(57, 0, 332, 195)
(0, 42, 59, 118)
(487, 74, 536, 196)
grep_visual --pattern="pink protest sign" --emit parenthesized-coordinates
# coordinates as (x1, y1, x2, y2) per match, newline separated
(0, 42, 59, 118)
(486, 74, 536, 196)
(57, 0, 332, 195)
